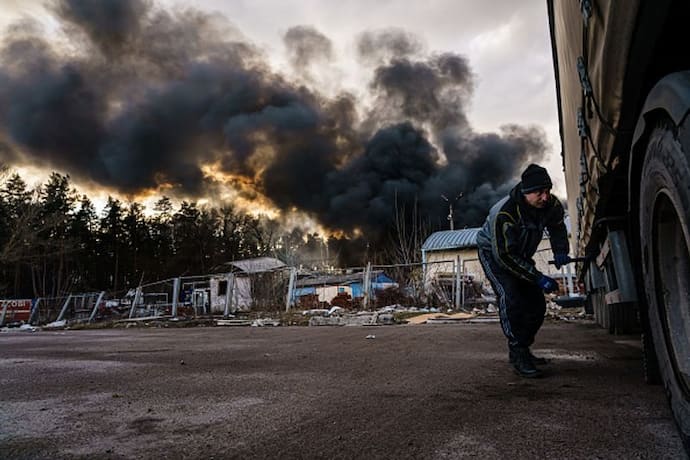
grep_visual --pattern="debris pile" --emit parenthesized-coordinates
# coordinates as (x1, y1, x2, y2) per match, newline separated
(546, 300, 589, 321)
(251, 318, 281, 327)
(307, 310, 393, 327)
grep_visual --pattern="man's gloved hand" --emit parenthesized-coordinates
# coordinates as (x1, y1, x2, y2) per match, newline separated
(537, 275, 559, 293)
(554, 253, 571, 269)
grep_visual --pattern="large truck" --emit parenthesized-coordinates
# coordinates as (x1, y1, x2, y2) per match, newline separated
(547, 0, 690, 448)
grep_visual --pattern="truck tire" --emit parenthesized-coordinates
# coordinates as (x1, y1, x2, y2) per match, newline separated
(642, 330, 661, 385)
(639, 117, 690, 449)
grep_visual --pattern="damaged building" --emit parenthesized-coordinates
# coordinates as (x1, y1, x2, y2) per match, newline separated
(293, 271, 398, 308)
(209, 257, 289, 312)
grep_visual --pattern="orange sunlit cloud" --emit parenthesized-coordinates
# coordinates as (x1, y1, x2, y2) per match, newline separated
(199, 161, 280, 218)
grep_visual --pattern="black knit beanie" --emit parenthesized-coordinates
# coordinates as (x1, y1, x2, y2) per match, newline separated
(521, 164, 552, 193)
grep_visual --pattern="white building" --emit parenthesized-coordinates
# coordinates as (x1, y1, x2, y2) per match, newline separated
(421, 228, 563, 291)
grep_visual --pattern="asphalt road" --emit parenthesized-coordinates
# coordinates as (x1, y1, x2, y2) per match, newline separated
(0, 320, 686, 459)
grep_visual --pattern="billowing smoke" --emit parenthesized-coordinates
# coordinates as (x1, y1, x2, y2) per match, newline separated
(0, 0, 548, 240)
(284, 25, 333, 69)
(52, 0, 149, 56)
(356, 28, 424, 65)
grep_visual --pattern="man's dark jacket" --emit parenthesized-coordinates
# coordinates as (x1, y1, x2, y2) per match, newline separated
(476, 183, 569, 283)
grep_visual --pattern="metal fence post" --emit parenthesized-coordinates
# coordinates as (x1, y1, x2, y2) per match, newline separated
(57, 295, 72, 322)
(0, 300, 8, 327)
(461, 260, 466, 309)
(224, 273, 234, 317)
(88, 291, 106, 323)
(172, 277, 181, 317)
(29, 298, 41, 325)
(362, 262, 372, 310)
(285, 268, 297, 312)
(129, 287, 142, 319)
(454, 255, 462, 309)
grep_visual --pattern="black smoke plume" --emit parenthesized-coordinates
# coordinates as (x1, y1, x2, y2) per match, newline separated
(0, 0, 549, 242)
(356, 28, 424, 65)
(284, 25, 333, 69)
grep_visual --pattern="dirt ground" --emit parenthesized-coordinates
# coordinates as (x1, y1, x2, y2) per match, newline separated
(0, 320, 686, 459)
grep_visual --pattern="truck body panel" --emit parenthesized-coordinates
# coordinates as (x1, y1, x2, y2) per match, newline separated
(549, 0, 642, 255)
(548, 0, 690, 450)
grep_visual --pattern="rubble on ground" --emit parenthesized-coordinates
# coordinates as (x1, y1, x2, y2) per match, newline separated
(251, 318, 281, 327)
(216, 319, 252, 326)
(1, 323, 38, 333)
(43, 320, 67, 330)
(546, 300, 589, 321)
(306, 303, 498, 326)
(308, 311, 380, 326)
(1, 298, 591, 330)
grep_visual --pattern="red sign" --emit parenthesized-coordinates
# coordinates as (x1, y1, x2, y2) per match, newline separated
(1, 299, 33, 323)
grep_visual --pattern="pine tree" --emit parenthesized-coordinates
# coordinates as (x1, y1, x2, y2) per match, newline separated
(99, 197, 125, 291)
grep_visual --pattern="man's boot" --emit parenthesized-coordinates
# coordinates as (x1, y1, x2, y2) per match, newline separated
(510, 347, 542, 378)
(528, 350, 548, 365)
(509, 348, 549, 365)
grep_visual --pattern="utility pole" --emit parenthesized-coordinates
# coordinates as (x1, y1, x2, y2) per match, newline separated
(441, 192, 463, 230)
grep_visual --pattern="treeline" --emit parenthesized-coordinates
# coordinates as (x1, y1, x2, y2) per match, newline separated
(0, 171, 369, 299)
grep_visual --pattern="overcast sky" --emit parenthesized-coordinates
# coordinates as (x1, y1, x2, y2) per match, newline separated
(0, 1, 564, 213)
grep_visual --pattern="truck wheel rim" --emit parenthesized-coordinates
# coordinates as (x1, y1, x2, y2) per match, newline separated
(652, 190, 690, 394)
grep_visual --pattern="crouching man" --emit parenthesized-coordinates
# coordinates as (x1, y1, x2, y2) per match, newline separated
(476, 164, 570, 378)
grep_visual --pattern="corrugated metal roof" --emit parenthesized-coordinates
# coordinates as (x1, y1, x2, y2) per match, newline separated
(422, 228, 481, 251)
(296, 271, 392, 288)
(227, 257, 287, 274)
(296, 271, 369, 287)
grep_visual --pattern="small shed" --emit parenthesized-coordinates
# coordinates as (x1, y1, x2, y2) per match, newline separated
(210, 257, 288, 312)
(422, 228, 483, 286)
(421, 228, 560, 287)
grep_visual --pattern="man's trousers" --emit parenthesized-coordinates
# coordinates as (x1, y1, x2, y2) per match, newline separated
(478, 249, 546, 349)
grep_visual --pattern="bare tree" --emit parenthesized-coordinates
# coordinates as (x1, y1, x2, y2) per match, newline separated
(389, 192, 429, 265)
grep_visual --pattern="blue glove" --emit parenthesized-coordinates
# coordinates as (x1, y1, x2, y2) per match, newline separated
(554, 253, 571, 269)
(538, 275, 559, 293)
